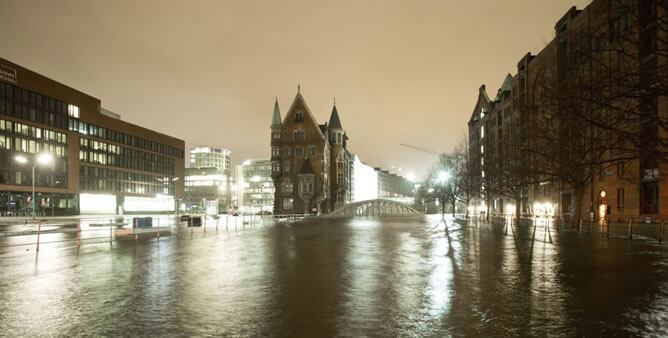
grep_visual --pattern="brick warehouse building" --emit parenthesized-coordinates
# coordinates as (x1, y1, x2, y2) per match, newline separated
(468, 0, 667, 223)
(270, 88, 353, 215)
(0, 58, 185, 215)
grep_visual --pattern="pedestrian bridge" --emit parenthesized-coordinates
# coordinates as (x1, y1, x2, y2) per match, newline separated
(325, 199, 423, 218)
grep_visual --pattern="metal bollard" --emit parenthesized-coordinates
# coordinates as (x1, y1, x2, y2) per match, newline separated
(579, 219, 583, 232)
(204, 215, 207, 233)
(606, 219, 610, 239)
(77, 223, 81, 247)
(36, 221, 41, 252)
(109, 222, 113, 246)
(628, 219, 633, 240)
(658, 221, 664, 243)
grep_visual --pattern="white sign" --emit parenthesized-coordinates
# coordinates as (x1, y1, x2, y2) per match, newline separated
(0, 64, 17, 84)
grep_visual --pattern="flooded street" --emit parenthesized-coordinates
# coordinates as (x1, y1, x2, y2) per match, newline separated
(1, 215, 667, 336)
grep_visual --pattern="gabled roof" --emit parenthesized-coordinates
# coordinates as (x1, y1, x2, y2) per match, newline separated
(495, 73, 513, 101)
(469, 84, 492, 124)
(299, 157, 315, 175)
(284, 89, 326, 140)
(271, 97, 282, 128)
(328, 104, 343, 129)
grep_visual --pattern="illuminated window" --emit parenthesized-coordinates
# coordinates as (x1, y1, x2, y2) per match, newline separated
(283, 198, 293, 210)
(295, 146, 304, 158)
(480, 126, 485, 138)
(281, 179, 294, 194)
(67, 104, 80, 118)
(308, 145, 316, 156)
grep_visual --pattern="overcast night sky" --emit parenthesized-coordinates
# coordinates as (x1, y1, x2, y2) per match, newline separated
(0, 0, 591, 179)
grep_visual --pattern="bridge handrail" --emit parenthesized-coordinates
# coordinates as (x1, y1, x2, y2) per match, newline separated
(325, 199, 423, 217)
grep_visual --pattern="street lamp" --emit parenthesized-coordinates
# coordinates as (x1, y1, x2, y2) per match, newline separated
(15, 153, 53, 219)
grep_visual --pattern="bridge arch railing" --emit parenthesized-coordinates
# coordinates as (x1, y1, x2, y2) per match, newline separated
(325, 199, 423, 218)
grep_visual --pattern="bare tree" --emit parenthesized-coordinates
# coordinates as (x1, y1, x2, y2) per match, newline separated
(452, 137, 481, 218)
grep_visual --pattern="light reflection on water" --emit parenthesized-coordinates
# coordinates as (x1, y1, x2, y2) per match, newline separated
(0, 215, 667, 336)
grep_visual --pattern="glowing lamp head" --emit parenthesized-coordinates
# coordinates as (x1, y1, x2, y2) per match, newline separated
(14, 155, 28, 164)
(37, 153, 53, 165)
(437, 171, 450, 183)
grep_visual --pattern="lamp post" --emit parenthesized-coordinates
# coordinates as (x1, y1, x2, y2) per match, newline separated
(15, 153, 53, 219)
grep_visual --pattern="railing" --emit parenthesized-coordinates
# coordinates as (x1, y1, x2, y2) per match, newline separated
(465, 214, 666, 244)
(0, 214, 270, 255)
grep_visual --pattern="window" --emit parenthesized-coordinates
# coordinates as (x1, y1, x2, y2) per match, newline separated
(283, 198, 293, 210)
(272, 131, 280, 140)
(293, 129, 305, 140)
(295, 146, 304, 158)
(272, 161, 280, 174)
(617, 188, 625, 210)
(295, 111, 304, 122)
(281, 179, 293, 194)
(480, 126, 485, 138)
(67, 104, 80, 118)
(272, 147, 280, 157)
(308, 145, 316, 156)
(283, 160, 291, 173)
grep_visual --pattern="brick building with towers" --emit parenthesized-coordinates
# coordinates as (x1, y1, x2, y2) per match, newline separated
(270, 87, 352, 215)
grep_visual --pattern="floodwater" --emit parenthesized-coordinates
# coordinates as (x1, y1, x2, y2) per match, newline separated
(0, 215, 667, 336)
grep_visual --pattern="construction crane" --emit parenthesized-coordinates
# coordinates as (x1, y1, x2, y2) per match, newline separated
(399, 143, 442, 157)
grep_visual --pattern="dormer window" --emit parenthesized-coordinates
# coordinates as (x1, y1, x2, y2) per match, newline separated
(295, 111, 304, 122)
(480, 108, 485, 119)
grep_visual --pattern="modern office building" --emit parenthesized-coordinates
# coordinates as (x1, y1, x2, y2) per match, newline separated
(184, 167, 229, 214)
(0, 57, 185, 215)
(236, 159, 274, 214)
(189, 146, 231, 171)
(351, 155, 414, 203)
(184, 146, 232, 211)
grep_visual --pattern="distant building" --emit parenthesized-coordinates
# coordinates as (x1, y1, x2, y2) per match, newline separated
(351, 155, 414, 203)
(236, 159, 274, 214)
(184, 146, 232, 211)
(184, 167, 228, 213)
(375, 168, 414, 202)
(190, 146, 231, 171)
(352, 155, 378, 202)
(270, 89, 353, 215)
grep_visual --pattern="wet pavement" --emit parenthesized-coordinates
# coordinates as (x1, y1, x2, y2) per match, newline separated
(0, 215, 666, 336)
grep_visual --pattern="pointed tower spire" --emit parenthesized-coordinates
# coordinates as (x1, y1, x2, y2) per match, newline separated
(271, 97, 282, 128)
(328, 101, 343, 129)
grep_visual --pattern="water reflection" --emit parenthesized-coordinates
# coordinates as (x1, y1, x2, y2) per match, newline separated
(0, 215, 667, 336)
